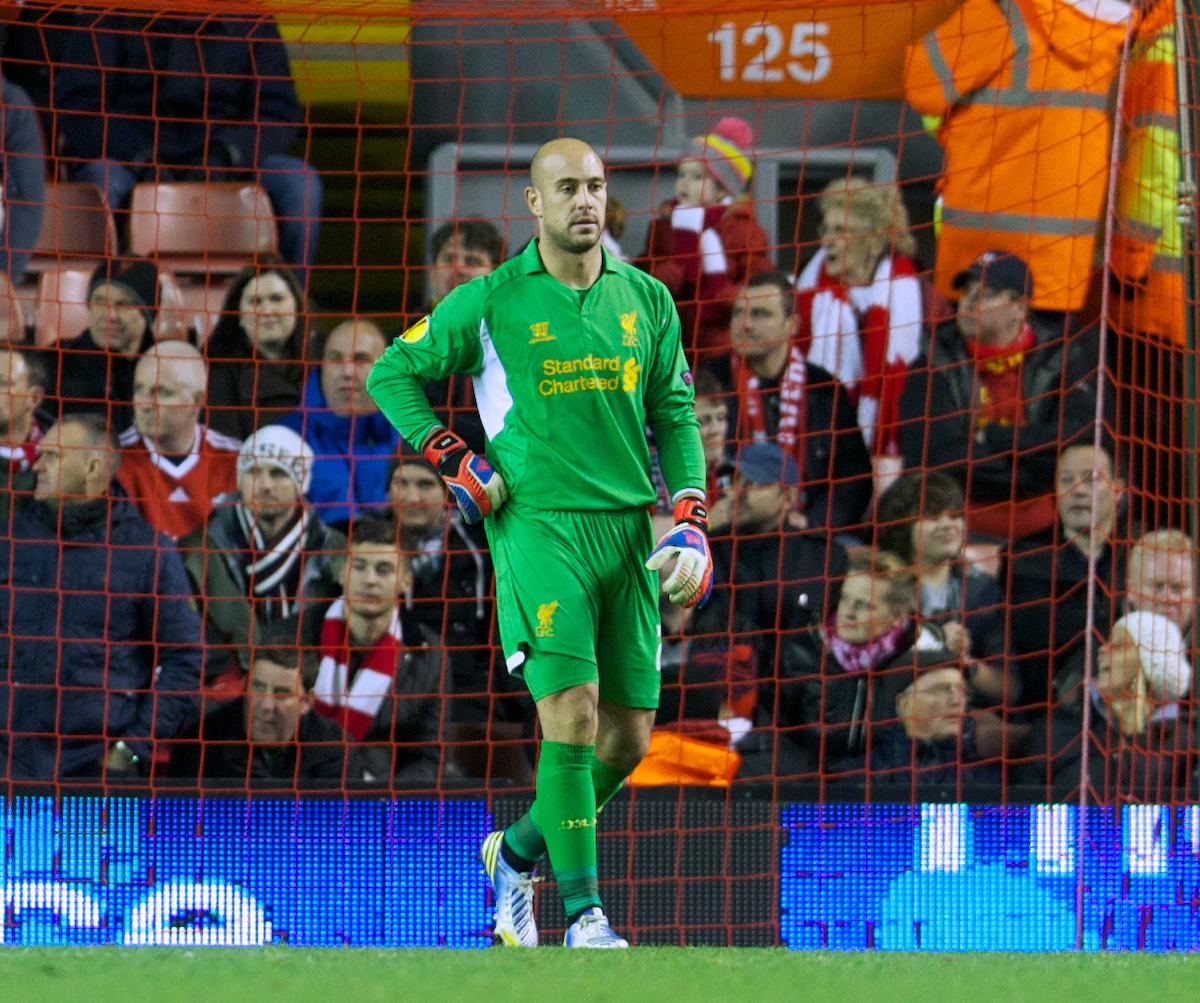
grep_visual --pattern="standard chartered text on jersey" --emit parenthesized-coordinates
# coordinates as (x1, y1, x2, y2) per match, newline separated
(539, 355, 641, 396)
(542, 354, 622, 376)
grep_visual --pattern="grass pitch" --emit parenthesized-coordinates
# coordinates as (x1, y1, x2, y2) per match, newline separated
(0, 948, 1197, 1003)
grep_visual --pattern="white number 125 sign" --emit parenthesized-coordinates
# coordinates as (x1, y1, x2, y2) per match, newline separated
(708, 21, 833, 85)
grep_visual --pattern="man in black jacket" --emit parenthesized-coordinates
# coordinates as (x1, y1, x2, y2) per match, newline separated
(727, 270, 872, 532)
(388, 451, 534, 780)
(55, 258, 159, 431)
(1007, 439, 1127, 713)
(708, 440, 848, 715)
(169, 619, 361, 784)
(868, 650, 1001, 793)
(898, 251, 1099, 540)
(389, 451, 490, 699)
(0, 414, 201, 780)
(54, 12, 321, 269)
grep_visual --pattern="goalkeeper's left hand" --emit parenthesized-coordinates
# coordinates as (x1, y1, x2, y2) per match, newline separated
(645, 495, 713, 608)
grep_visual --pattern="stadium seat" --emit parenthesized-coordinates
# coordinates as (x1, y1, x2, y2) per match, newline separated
(28, 182, 119, 274)
(34, 267, 91, 347)
(35, 265, 194, 347)
(127, 182, 279, 275)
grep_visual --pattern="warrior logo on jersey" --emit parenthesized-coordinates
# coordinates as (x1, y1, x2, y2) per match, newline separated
(400, 317, 430, 344)
(622, 357, 640, 393)
(535, 601, 559, 637)
(528, 321, 555, 344)
(620, 311, 638, 347)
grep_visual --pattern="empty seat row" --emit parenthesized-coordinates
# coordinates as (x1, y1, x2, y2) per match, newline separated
(8, 181, 280, 346)
(27, 180, 278, 275)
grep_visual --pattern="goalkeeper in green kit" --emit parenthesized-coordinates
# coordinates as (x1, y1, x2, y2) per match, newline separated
(367, 138, 712, 948)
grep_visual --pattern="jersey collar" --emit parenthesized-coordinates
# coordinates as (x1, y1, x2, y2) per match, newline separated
(523, 237, 620, 276)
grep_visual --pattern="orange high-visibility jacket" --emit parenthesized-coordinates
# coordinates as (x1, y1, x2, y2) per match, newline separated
(1110, 0, 1185, 345)
(905, 0, 1133, 311)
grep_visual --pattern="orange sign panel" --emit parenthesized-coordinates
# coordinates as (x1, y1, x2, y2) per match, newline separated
(616, 2, 962, 100)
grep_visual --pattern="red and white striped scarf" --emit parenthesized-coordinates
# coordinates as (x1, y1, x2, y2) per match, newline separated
(795, 249, 923, 454)
(312, 598, 403, 741)
(0, 421, 44, 472)
(733, 346, 808, 485)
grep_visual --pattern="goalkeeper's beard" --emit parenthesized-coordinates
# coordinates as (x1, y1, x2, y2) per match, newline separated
(546, 219, 603, 256)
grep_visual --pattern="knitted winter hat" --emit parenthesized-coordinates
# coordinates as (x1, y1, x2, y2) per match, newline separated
(238, 424, 314, 496)
(1113, 610, 1192, 701)
(684, 117, 756, 197)
(88, 258, 160, 327)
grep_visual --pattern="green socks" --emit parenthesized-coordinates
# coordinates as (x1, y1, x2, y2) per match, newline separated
(503, 753, 630, 871)
(591, 757, 629, 812)
(528, 741, 600, 918)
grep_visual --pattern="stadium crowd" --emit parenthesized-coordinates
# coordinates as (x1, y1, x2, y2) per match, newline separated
(0, 6, 1191, 807)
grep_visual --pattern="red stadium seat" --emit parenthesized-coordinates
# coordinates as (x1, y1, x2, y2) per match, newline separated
(34, 267, 92, 346)
(127, 182, 279, 275)
(28, 182, 119, 272)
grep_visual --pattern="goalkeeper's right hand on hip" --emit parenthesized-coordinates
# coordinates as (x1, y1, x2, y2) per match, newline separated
(422, 427, 508, 524)
(645, 494, 713, 608)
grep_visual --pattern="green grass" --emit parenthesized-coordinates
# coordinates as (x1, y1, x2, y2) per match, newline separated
(0, 948, 1198, 1003)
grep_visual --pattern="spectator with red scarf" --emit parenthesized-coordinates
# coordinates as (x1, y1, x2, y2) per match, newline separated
(727, 271, 871, 533)
(305, 513, 444, 785)
(0, 348, 47, 478)
(897, 251, 1098, 540)
(639, 116, 772, 367)
(794, 177, 923, 459)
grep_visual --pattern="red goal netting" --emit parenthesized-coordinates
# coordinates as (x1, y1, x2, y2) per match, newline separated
(0, 0, 1196, 948)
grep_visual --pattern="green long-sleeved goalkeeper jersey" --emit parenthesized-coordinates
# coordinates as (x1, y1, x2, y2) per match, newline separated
(366, 239, 705, 512)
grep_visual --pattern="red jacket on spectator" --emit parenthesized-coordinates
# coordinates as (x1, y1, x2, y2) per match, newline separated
(117, 425, 241, 539)
(641, 199, 772, 361)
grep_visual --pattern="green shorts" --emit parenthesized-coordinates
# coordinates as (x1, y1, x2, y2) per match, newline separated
(486, 503, 661, 708)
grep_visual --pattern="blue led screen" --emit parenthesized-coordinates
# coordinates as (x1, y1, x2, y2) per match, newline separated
(8, 795, 1200, 950)
(1, 797, 491, 947)
(782, 802, 1200, 951)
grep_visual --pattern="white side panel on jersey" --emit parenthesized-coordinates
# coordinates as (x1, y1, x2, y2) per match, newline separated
(473, 318, 514, 440)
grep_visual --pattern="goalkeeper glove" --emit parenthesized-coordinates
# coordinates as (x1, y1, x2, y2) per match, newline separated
(645, 495, 713, 608)
(422, 427, 508, 524)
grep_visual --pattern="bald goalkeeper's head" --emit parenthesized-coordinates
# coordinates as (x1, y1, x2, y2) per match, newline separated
(525, 139, 607, 256)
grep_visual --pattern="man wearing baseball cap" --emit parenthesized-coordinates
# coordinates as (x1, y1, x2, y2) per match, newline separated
(898, 250, 1099, 540)
(180, 423, 346, 680)
(866, 650, 1001, 792)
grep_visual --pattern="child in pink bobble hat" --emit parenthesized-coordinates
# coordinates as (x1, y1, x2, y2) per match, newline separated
(639, 117, 772, 370)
